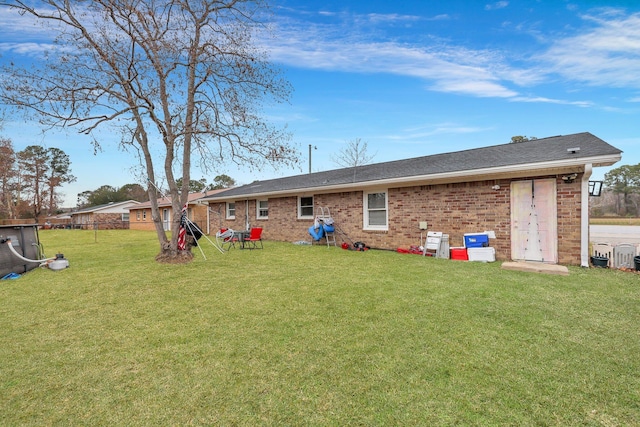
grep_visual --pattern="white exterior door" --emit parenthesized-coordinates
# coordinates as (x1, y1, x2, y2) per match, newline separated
(511, 179, 558, 263)
(162, 209, 171, 231)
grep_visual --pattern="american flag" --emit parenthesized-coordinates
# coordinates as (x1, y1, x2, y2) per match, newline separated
(177, 204, 187, 250)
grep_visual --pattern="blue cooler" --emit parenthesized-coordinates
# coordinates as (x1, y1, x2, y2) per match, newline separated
(464, 233, 489, 248)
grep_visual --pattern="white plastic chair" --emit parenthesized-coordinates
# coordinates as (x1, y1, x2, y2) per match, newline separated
(592, 243, 613, 268)
(613, 243, 636, 269)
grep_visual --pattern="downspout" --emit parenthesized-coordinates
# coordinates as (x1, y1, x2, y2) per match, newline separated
(580, 163, 592, 267)
(205, 202, 210, 235)
(245, 199, 250, 230)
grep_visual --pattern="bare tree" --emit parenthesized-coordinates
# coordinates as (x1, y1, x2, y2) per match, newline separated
(332, 138, 376, 168)
(0, 0, 298, 262)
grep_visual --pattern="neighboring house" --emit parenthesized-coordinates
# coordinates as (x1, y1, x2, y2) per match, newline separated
(71, 200, 140, 229)
(43, 212, 72, 228)
(129, 189, 227, 233)
(203, 132, 622, 266)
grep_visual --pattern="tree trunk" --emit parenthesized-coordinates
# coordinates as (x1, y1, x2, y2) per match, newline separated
(155, 240, 194, 264)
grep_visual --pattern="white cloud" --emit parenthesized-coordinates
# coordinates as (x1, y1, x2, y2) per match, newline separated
(485, 2, 509, 11)
(0, 42, 56, 57)
(539, 11, 640, 88)
(8, 3, 637, 106)
(267, 7, 640, 104)
(387, 123, 492, 141)
(0, 5, 66, 39)
(510, 96, 593, 107)
(366, 13, 422, 24)
(430, 79, 518, 98)
(429, 14, 451, 21)
(268, 21, 522, 100)
(263, 8, 574, 102)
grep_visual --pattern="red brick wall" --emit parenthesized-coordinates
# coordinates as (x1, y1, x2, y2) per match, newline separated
(387, 180, 513, 259)
(208, 175, 584, 264)
(557, 178, 582, 265)
(92, 213, 129, 229)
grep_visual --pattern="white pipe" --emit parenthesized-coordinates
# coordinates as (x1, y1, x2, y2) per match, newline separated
(245, 199, 250, 230)
(581, 164, 592, 267)
(5, 240, 55, 263)
(206, 202, 210, 235)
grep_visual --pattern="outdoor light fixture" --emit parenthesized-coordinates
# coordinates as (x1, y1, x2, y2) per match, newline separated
(561, 173, 578, 183)
(589, 180, 603, 197)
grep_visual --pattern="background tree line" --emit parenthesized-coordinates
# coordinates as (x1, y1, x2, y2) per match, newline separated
(0, 137, 75, 221)
(76, 175, 236, 208)
(591, 163, 640, 217)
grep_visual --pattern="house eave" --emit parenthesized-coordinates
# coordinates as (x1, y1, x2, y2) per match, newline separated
(206, 154, 621, 201)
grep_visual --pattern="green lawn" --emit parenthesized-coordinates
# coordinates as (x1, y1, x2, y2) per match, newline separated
(1, 230, 639, 426)
(590, 217, 640, 226)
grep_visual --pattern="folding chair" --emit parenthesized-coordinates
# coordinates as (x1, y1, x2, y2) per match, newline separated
(613, 243, 636, 269)
(244, 227, 263, 249)
(592, 242, 613, 268)
(215, 228, 237, 251)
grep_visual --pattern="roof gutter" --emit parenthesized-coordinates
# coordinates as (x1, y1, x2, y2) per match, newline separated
(581, 163, 593, 268)
(205, 154, 621, 202)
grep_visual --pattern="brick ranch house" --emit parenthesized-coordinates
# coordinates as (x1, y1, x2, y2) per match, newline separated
(70, 200, 140, 229)
(129, 189, 227, 233)
(202, 132, 621, 266)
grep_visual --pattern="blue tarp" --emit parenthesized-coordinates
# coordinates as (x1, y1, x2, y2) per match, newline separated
(308, 225, 324, 241)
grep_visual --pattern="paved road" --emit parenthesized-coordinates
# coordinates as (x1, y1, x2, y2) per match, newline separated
(590, 225, 640, 245)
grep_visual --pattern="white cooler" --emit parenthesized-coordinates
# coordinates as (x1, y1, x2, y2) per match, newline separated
(467, 247, 495, 262)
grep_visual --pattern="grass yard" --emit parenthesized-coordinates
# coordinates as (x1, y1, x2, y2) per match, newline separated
(591, 217, 640, 226)
(1, 230, 639, 426)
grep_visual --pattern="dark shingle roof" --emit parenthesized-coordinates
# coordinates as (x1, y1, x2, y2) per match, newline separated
(206, 132, 621, 200)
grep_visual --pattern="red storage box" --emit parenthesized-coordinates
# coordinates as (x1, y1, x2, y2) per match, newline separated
(450, 247, 468, 261)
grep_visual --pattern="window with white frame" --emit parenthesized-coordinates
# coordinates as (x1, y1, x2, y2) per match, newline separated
(298, 196, 314, 219)
(226, 202, 236, 219)
(136, 211, 140, 221)
(363, 190, 388, 230)
(143, 210, 147, 221)
(257, 200, 268, 219)
(122, 213, 130, 222)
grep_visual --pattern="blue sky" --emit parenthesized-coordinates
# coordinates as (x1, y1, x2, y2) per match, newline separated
(1, 0, 640, 207)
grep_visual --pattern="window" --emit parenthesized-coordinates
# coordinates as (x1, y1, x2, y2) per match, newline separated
(298, 196, 314, 219)
(122, 213, 130, 222)
(226, 202, 236, 219)
(136, 211, 140, 221)
(143, 210, 147, 221)
(363, 190, 388, 230)
(257, 200, 268, 219)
